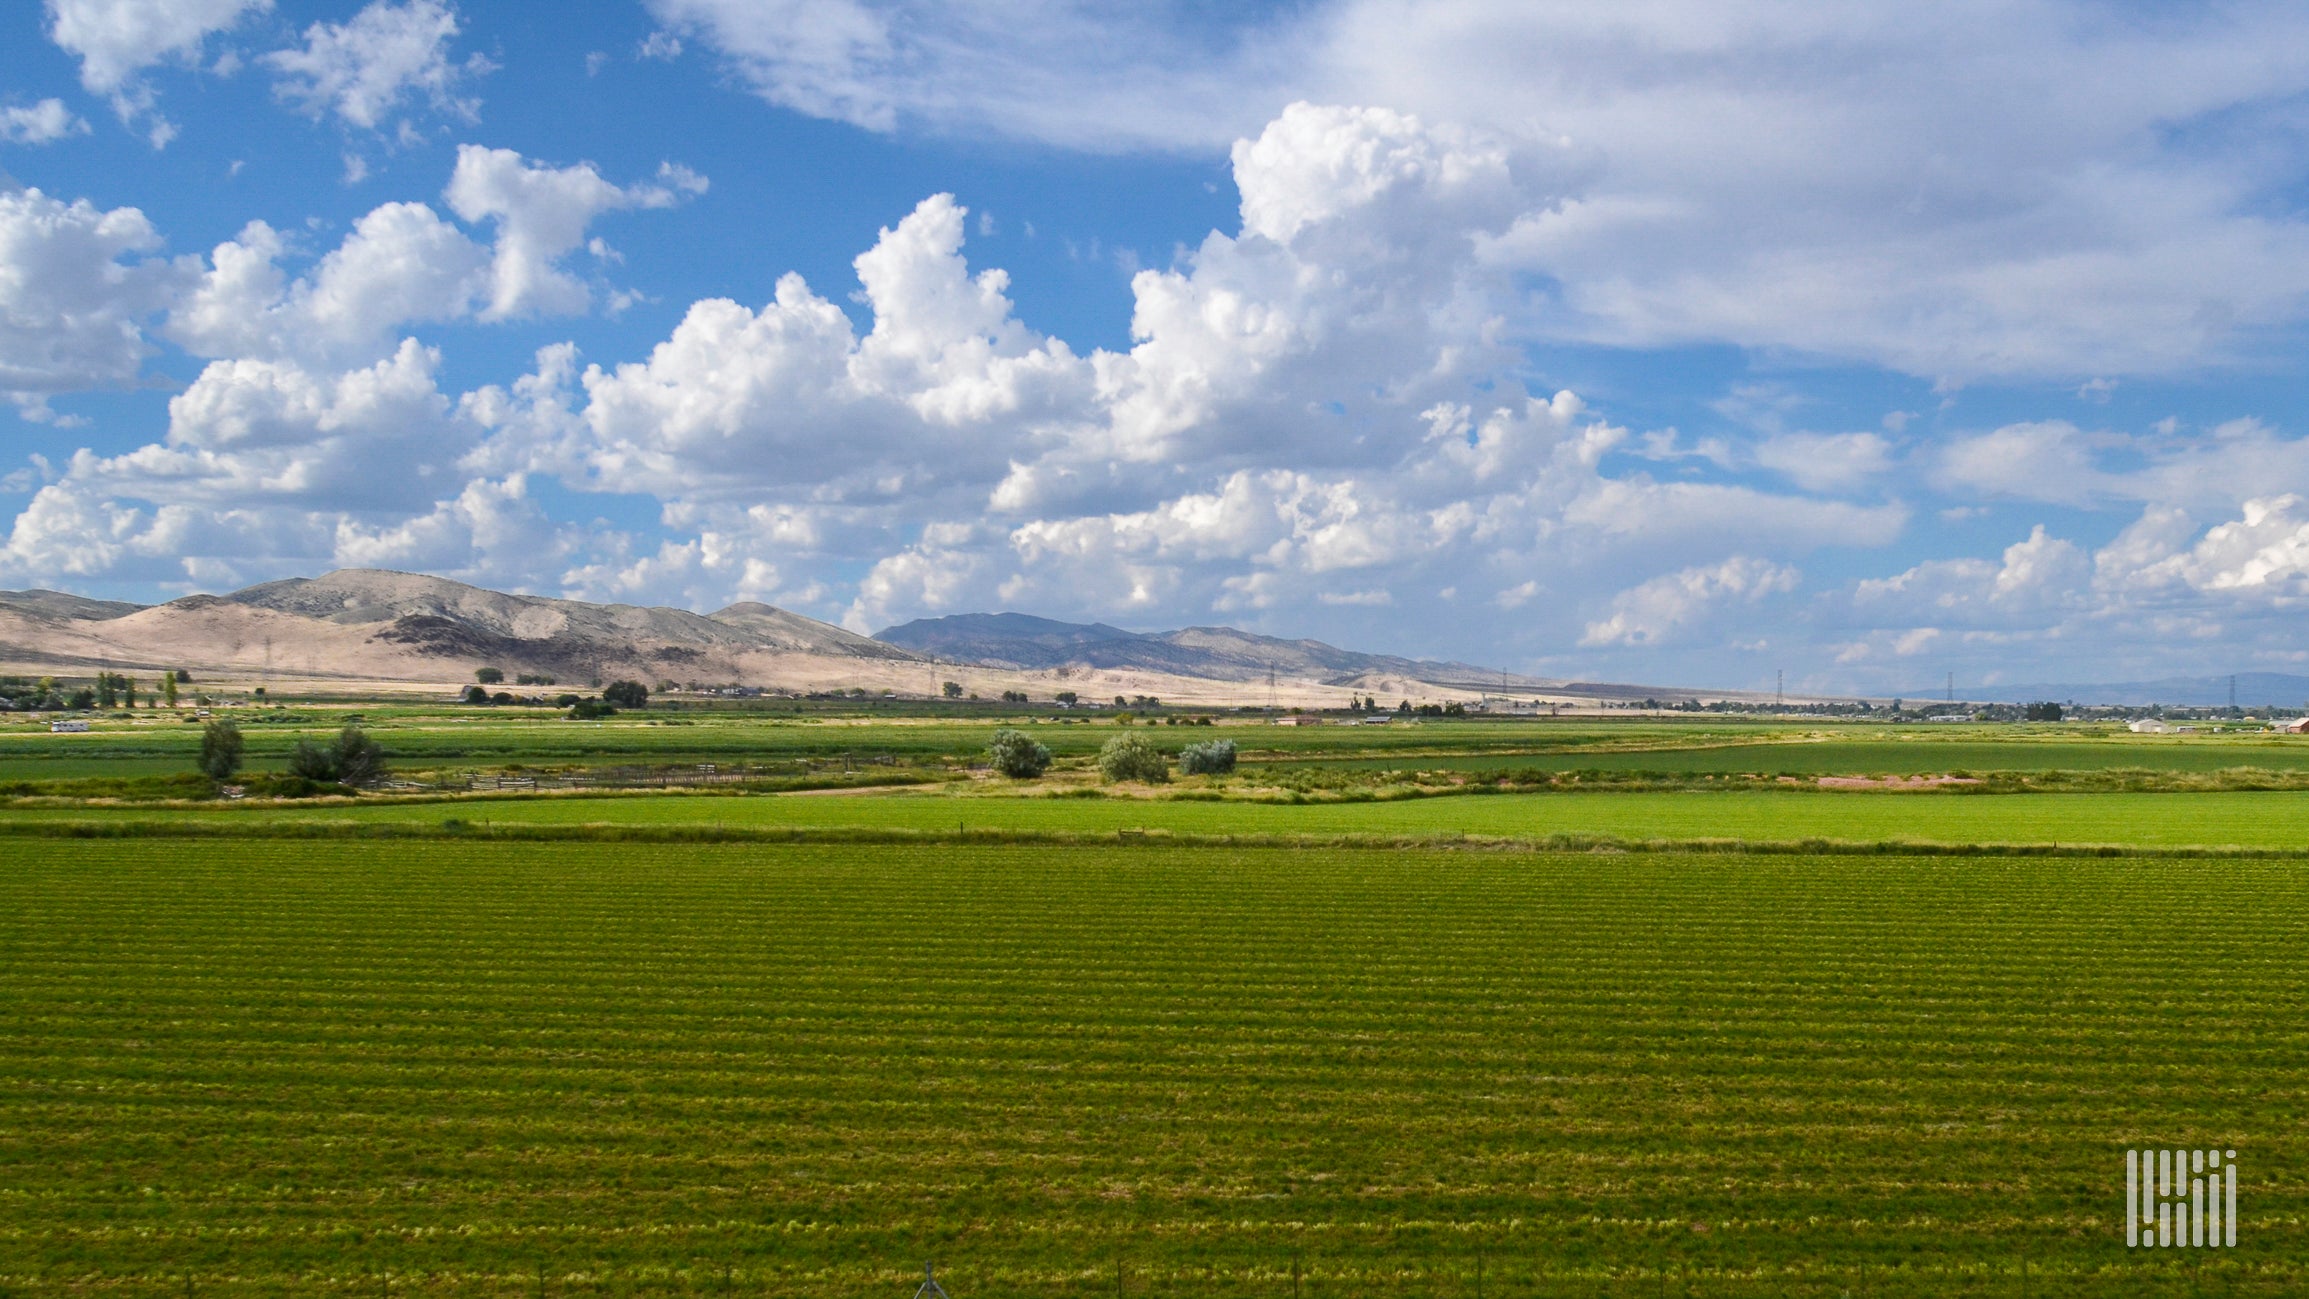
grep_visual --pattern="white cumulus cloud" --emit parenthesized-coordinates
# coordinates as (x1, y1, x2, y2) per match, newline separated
(0, 99, 92, 145)
(263, 0, 491, 131)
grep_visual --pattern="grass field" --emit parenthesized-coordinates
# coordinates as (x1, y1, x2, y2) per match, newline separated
(5, 709, 2302, 1293)
(2, 839, 2299, 1296)
(3, 713, 2301, 783)
(11, 784, 2309, 850)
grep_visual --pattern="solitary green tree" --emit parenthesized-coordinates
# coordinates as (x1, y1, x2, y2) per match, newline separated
(163, 674, 179, 708)
(286, 739, 337, 782)
(602, 680, 649, 708)
(942, 680, 963, 698)
(1097, 732, 1170, 784)
(988, 728, 1052, 779)
(475, 666, 505, 684)
(197, 718, 244, 781)
(331, 725, 387, 784)
(1179, 738, 1237, 775)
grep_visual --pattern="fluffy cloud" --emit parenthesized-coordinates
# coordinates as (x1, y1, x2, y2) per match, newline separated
(264, 0, 490, 131)
(0, 188, 192, 412)
(46, 0, 268, 93)
(0, 99, 91, 145)
(166, 147, 701, 365)
(443, 146, 705, 319)
(483, 192, 1083, 502)
(45, 0, 271, 144)
(75, 338, 471, 512)
(1852, 526, 2091, 628)
(1581, 557, 1800, 648)
(1935, 417, 2309, 513)
(659, 0, 2309, 382)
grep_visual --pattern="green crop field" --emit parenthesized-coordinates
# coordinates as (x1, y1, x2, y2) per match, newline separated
(1, 839, 2299, 1296)
(6, 706, 2304, 1295)
(13, 784, 2309, 851)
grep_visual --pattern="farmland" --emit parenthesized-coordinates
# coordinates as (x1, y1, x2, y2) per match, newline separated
(3, 707, 2304, 1294)
(11, 785, 2309, 851)
(4, 838, 2303, 1296)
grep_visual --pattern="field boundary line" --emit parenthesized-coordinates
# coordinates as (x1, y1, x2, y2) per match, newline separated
(1, 818, 2303, 859)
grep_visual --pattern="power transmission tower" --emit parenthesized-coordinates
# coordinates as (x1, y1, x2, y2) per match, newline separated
(1946, 671, 1954, 704)
(1775, 669, 1783, 709)
(912, 1261, 952, 1299)
(2230, 674, 2239, 713)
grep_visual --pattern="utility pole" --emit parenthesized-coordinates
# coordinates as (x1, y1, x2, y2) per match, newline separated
(1946, 671, 1954, 704)
(2230, 674, 2239, 713)
(1775, 669, 1783, 710)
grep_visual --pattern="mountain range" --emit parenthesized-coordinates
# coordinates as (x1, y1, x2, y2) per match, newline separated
(0, 570, 1566, 703)
(3, 569, 2276, 706)
(874, 611, 1554, 690)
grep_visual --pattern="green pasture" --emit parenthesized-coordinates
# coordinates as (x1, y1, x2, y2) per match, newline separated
(3, 712, 2305, 782)
(12, 784, 2309, 850)
(1276, 738, 2309, 774)
(1, 839, 2298, 1295)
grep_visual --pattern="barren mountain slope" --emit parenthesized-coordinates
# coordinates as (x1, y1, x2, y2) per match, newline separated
(0, 590, 149, 622)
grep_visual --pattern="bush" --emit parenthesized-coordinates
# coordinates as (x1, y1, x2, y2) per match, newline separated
(603, 679, 649, 708)
(331, 725, 387, 785)
(568, 699, 618, 720)
(1097, 732, 1169, 783)
(475, 666, 505, 684)
(284, 725, 388, 786)
(460, 685, 491, 705)
(197, 717, 243, 780)
(286, 739, 337, 781)
(1179, 738, 1237, 776)
(988, 727, 1052, 778)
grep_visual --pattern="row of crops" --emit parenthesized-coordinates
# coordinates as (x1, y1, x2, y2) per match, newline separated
(3, 839, 2302, 1293)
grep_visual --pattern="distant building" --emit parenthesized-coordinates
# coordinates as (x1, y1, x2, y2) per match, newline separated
(2285, 718, 2309, 735)
(1270, 715, 1321, 726)
(49, 719, 90, 733)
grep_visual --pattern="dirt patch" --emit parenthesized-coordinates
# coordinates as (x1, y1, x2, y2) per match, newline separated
(1814, 775, 1983, 790)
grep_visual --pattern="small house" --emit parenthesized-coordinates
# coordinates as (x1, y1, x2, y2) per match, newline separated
(49, 719, 90, 733)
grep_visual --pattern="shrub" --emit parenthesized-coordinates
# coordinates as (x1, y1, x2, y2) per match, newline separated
(603, 680, 649, 708)
(1179, 738, 1237, 776)
(460, 685, 492, 705)
(197, 718, 243, 780)
(286, 739, 337, 782)
(331, 725, 387, 785)
(475, 667, 505, 684)
(284, 725, 388, 786)
(569, 699, 618, 720)
(988, 728, 1052, 778)
(1098, 732, 1169, 783)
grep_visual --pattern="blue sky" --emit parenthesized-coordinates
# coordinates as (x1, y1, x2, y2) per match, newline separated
(8, 0, 2309, 692)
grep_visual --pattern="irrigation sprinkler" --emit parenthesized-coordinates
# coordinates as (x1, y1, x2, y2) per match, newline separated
(911, 1260, 952, 1298)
